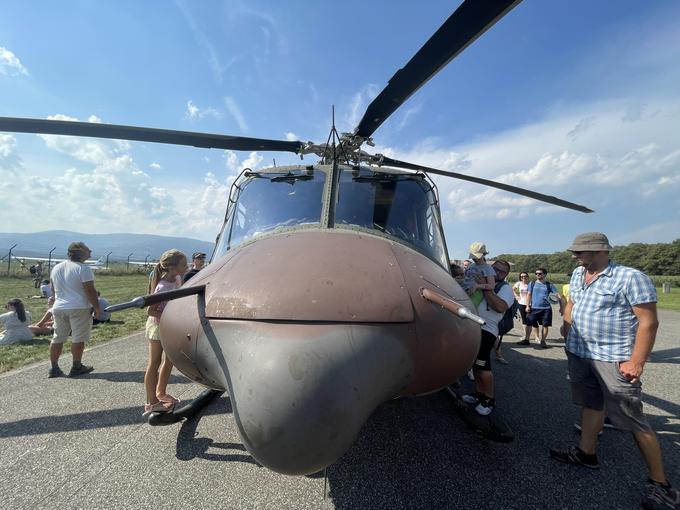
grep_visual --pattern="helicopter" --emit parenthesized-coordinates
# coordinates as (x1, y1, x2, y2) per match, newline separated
(0, 0, 593, 475)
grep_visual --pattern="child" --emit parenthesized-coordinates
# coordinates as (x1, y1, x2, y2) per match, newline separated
(143, 249, 188, 417)
(0, 298, 33, 345)
(461, 242, 496, 308)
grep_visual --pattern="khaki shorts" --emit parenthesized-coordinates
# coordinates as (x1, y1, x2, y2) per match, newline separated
(567, 351, 652, 432)
(145, 316, 161, 341)
(52, 308, 93, 344)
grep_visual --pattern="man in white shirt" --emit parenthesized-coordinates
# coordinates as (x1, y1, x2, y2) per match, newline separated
(48, 242, 101, 378)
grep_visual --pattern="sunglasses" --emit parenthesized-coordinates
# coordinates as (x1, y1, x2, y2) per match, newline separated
(535, 272, 544, 275)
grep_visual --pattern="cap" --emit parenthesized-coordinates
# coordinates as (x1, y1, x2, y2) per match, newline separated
(192, 252, 207, 260)
(67, 241, 90, 253)
(568, 232, 613, 252)
(468, 242, 488, 259)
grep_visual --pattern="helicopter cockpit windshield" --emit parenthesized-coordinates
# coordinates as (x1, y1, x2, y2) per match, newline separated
(216, 167, 326, 253)
(335, 168, 448, 267)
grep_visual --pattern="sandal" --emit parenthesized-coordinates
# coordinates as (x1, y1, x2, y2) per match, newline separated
(157, 393, 180, 405)
(142, 400, 174, 417)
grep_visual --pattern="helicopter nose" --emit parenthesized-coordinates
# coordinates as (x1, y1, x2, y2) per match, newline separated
(197, 319, 414, 475)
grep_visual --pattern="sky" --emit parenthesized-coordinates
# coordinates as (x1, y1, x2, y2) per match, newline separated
(1, 0, 679, 260)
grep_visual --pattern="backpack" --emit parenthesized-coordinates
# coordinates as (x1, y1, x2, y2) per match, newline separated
(29, 265, 37, 275)
(494, 281, 518, 337)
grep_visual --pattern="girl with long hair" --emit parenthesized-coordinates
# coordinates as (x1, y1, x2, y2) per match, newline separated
(0, 298, 33, 345)
(143, 249, 188, 416)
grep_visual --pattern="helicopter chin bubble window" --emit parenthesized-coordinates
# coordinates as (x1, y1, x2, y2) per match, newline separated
(216, 168, 327, 254)
(335, 168, 447, 267)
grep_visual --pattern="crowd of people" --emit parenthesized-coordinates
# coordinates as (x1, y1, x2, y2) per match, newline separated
(451, 233, 677, 510)
(1, 234, 677, 509)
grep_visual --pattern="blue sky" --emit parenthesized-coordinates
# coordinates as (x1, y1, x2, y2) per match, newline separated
(1, 0, 679, 260)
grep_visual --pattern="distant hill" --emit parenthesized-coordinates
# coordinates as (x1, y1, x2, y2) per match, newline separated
(0, 230, 215, 262)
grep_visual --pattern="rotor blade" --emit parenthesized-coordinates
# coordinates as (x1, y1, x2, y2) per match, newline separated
(354, 0, 522, 139)
(0, 117, 304, 153)
(379, 156, 594, 213)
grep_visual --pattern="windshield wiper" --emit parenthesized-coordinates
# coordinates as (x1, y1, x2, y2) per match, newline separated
(270, 173, 314, 183)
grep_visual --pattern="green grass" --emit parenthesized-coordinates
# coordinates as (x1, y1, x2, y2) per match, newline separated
(657, 286, 680, 311)
(0, 274, 149, 373)
(1, 271, 678, 373)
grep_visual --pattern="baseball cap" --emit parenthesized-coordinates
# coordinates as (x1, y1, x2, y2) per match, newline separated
(568, 232, 613, 252)
(469, 242, 488, 259)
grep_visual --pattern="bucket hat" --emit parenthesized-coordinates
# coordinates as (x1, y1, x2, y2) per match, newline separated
(568, 232, 613, 252)
(469, 242, 488, 259)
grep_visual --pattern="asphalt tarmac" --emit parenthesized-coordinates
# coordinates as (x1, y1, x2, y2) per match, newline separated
(1, 310, 678, 510)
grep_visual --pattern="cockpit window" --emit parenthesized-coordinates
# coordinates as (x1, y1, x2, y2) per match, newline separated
(334, 169, 447, 266)
(215, 170, 326, 254)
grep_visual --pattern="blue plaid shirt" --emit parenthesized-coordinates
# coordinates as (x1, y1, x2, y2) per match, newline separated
(566, 262, 657, 361)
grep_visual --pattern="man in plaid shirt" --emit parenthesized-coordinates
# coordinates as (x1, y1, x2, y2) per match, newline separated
(549, 232, 678, 510)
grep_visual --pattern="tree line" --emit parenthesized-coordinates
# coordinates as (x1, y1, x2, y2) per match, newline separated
(498, 239, 680, 276)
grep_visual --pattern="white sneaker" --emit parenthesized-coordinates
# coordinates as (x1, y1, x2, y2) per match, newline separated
(475, 401, 494, 416)
(467, 369, 475, 381)
(461, 393, 480, 404)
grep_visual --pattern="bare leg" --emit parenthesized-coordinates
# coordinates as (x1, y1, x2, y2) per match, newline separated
(541, 326, 550, 342)
(578, 407, 604, 454)
(49, 342, 63, 364)
(633, 430, 667, 484)
(532, 326, 540, 342)
(473, 369, 494, 399)
(156, 354, 174, 398)
(524, 324, 532, 340)
(145, 341, 163, 404)
(71, 342, 85, 364)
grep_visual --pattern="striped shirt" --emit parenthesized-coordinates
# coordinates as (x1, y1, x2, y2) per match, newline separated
(566, 262, 657, 361)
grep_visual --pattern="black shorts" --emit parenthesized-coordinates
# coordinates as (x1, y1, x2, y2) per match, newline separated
(518, 305, 528, 325)
(527, 308, 552, 327)
(472, 329, 496, 372)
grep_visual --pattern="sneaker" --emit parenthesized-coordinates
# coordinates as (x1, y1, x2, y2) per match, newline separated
(68, 364, 94, 377)
(48, 366, 66, 378)
(539, 340, 548, 349)
(467, 369, 475, 381)
(142, 401, 174, 417)
(549, 445, 599, 469)
(573, 422, 603, 436)
(461, 392, 481, 404)
(643, 480, 680, 510)
(475, 398, 495, 416)
(516, 338, 530, 346)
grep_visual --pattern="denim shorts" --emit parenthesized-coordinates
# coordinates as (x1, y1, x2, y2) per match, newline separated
(567, 351, 652, 432)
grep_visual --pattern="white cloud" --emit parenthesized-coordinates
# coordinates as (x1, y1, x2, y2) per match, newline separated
(284, 132, 298, 141)
(176, 1, 226, 84)
(0, 134, 16, 158)
(343, 84, 380, 132)
(376, 97, 680, 222)
(224, 96, 248, 132)
(0, 47, 28, 76)
(184, 100, 220, 120)
(149, 162, 161, 170)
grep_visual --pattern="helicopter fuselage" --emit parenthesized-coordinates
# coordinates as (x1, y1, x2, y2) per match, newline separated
(160, 164, 481, 475)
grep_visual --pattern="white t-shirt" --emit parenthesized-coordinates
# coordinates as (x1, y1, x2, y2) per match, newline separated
(40, 283, 52, 298)
(513, 280, 529, 305)
(478, 282, 515, 337)
(0, 310, 33, 345)
(51, 260, 95, 310)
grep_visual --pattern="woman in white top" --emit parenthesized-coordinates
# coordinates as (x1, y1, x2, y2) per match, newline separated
(512, 272, 533, 343)
(0, 298, 33, 345)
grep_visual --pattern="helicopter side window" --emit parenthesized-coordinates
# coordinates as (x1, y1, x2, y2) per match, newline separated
(334, 170, 447, 266)
(215, 171, 326, 255)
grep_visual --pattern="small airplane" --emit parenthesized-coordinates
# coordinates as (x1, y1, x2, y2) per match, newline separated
(0, 0, 591, 475)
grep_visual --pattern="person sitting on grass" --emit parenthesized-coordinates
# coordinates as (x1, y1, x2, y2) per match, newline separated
(29, 308, 54, 337)
(0, 298, 33, 345)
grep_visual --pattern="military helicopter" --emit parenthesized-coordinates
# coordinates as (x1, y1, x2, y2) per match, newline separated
(0, 0, 592, 475)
